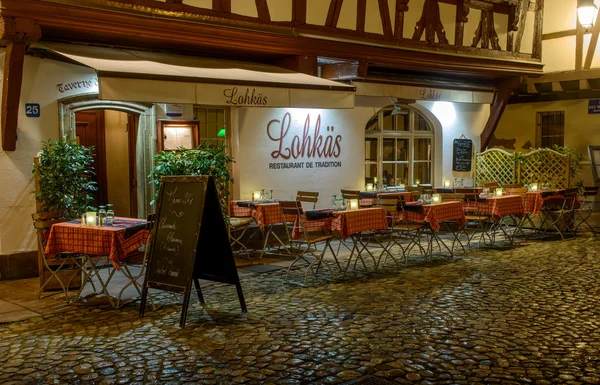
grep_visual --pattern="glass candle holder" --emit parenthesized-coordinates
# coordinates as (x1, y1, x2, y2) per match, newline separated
(365, 183, 374, 191)
(444, 180, 451, 188)
(349, 199, 359, 211)
(86, 211, 97, 227)
(495, 188, 503, 197)
(431, 194, 441, 204)
(530, 183, 538, 192)
(252, 190, 261, 201)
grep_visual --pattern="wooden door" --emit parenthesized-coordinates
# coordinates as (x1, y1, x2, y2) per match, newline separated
(127, 113, 139, 218)
(76, 110, 107, 207)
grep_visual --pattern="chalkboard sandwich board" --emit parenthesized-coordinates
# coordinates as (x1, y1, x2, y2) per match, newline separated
(452, 137, 473, 172)
(140, 175, 247, 328)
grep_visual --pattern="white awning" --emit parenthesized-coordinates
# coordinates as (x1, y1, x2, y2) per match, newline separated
(353, 81, 494, 104)
(36, 43, 355, 109)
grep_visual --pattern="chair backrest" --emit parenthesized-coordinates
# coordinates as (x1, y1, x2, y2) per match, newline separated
(505, 187, 528, 196)
(296, 191, 319, 209)
(278, 200, 303, 240)
(439, 193, 465, 202)
(504, 183, 522, 188)
(580, 186, 599, 208)
(375, 198, 399, 225)
(482, 181, 499, 188)
(340, 189, 361, 207)
(31, 212, 66, 251)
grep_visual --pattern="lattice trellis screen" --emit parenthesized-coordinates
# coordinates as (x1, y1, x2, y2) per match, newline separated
(475, 149, 515, 187)
(519, 149, 570, 189)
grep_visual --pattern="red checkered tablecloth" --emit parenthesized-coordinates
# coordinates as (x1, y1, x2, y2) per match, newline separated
(230, 200, 254, 217)
(476, 195, 525, 222)
(523, 192, 544, 215)
(404, 201, 467, 232)
(44, 218, 149, 270)
(292, 211, 334, 239)
(331, 208, 388, 240)
(360, 191, 414, 207)
(252, 203, 296, 230)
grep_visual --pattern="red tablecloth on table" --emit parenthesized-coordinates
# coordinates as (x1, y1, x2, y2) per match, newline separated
(476, 195, 525, 222)
(44, 218, 149, 270)
(523, 192, 544, 215)
(230, 200, 254, 217)
(291, 212, 334, 240)
(331, 208, 388, 240)
(404, 201, 467, 232)
(360, 191, 414, 207)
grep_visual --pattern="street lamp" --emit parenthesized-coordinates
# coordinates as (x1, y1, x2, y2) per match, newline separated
(578, 0, 598, 31)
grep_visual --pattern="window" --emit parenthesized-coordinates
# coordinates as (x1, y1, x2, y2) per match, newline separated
(365, 105, 434, 186)
(157, 120, 199, 151)
(195, 107, 228, 147)
(537, 111, 564, 148)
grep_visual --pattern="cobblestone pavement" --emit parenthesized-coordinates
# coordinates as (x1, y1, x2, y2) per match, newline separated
(1, 236, 600, 384)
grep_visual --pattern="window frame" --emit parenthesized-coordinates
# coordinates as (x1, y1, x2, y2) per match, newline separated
(536, 111, 565, 148)
(156, 120, 200, 152)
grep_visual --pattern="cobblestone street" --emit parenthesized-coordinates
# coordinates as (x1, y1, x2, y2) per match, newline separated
(1, 236, 600, 384)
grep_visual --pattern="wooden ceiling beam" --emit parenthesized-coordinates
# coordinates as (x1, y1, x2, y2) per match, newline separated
(321, 61, 368, 80)
(480, 81, 516, 151)
(272, 55, 318, 76)
(0, 0, 543, 80)
(509, 89, 600, 104)
(255, 0, 271, 22)
(292, 0, 307, 24)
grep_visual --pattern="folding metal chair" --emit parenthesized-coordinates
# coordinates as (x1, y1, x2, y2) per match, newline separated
(574, 186, 599, 235)
(296, 190, 319, 210)
(279, 201, 338, 285)
(32, 212, 87, 303)
(229, 216, 255, 258)
(340, 189, 361, 207)
(539, 189, 578, 240)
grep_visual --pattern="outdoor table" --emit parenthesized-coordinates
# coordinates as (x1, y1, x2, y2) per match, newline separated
(291, 209, 335, 239)
(403, 201, 467, 258)
(44, 217, 149, 307)
(331, 208, 388, 273)
(475, 195, 525, 246)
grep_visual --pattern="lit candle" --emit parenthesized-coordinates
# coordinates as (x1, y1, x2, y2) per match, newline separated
(86, 211, 97, 226)
(495, 188, 503, 197)
(374, 177, 378, 184)
(399, 184, 405, 189)
(253, 190, 262, 201)
(444, 180, 451, 188)
(366, 183, 374, 191)
(431, 194, 441, 204)
(531, 183, 538, 192)
(415, 179, 421, 185)
(349, 199, 359, 210)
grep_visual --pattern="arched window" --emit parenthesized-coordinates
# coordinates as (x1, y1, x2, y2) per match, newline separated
(365, 104, 435, 187)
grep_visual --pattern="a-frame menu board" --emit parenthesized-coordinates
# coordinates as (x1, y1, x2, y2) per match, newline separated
(140, 175, 247, 327)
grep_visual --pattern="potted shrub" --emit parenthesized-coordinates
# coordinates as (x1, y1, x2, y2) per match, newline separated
(149, 142, 234, 217)
(33, 139, 97, 219)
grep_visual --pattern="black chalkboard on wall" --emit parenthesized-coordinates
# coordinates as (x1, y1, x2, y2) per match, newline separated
(140, 175, 246, 327)
(452, 138, 473, 172)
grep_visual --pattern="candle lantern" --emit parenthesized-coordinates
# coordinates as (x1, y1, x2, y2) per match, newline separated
(349, 199, 359, 211)
(531, 183, 538, 192)
(252, 190, 262, 201)
(444, 180, 451, 188)
(86, 211, 97, 227)
(415, 179, 421, 185)
(366, 183, 374, 191)
(495, 188, 503, 197)
(431, 194, 441, 204)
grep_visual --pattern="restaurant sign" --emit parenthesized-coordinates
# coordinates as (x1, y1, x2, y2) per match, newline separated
(56, 77, 99, 97)
(589, 99, 600, 114)
(266, 111, 342, 170)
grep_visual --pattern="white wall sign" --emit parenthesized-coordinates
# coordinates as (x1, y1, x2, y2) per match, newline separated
(56, 77, 99, 97)
(166, 103, 184, 117)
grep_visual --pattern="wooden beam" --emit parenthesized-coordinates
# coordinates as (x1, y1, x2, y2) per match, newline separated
(255, 0, 271, 22)
(509, 88, 600, 104)
(1, 41, 26, 151)
(394, 0, 409, 39)
(455, 0, 469, 47)
(576, 25, 584, 70)
(273, 55, 318, 76)
(325, 0, 344, 28)
(321, 61, 366, 80)
(212, 0, 231, 13)
(480, 84, 514, 151)
(531, 0, 543, 59)
(542, 29, 577, 40)
(529, 68, 600, 83)
(584, 21, 600, 69)
(378, 0, 393, 38)
(292, 0, 307, 24)
(513, 0, 530, 53)
(357, 0, 366, 32)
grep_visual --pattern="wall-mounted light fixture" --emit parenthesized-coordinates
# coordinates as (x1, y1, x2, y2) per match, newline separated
(578, 0, 598, 31)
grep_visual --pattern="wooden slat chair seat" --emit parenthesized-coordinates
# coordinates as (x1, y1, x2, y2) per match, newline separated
(439, 193, 465, 202)
(229, 216, 255, 259)
(296, 191, 319, 210)
(574, 186, 599, 235)
(279, 201, 339, 285)
(32, 212, 87, 302)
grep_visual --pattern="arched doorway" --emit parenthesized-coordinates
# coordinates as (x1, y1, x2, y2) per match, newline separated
(58, 94, 156, 218)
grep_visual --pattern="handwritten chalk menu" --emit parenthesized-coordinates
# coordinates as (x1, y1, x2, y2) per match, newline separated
(589, 146, 600, 182)
(140, 175, 247, 328)
(452, 138, 473, 172)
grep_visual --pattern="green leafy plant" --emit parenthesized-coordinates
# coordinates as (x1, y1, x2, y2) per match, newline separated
(33, 139, 97, 220)
(149, 142, 234, 215)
